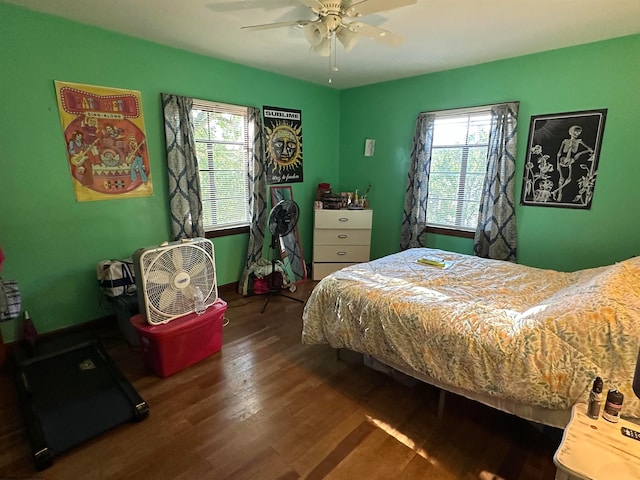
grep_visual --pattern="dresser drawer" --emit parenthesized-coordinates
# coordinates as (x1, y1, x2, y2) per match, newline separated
(314, 229, 371, 246)
(313, 245, 371, 263)
(314, 209, 373, 229)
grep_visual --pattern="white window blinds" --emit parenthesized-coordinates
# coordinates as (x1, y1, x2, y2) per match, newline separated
(191, 100, 251, 231)
(427, 109, 492, 231)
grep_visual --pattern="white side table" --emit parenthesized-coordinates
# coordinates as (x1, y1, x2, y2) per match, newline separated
(554, 403, 640, 479)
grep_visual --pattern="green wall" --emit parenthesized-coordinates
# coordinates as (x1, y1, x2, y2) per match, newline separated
(2, 2, 639, 343)
(0, 3, 340, 341)
(338, 34, 640, 271)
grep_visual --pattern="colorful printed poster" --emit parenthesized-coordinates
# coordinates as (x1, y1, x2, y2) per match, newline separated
(55, 81, 153, 201)
(263, 106, 303, 184)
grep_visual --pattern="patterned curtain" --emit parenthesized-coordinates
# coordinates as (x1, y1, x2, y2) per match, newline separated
(473, 102, 520, 261)
(400, 113, 436, 250)
(161, 93, 204, 240)
(238, 107, 268, 295)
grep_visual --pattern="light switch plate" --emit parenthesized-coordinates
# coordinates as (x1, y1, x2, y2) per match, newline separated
(364, 138, 375, 157)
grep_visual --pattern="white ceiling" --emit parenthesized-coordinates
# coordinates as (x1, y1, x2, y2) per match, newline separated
(5, 0, 640, 89)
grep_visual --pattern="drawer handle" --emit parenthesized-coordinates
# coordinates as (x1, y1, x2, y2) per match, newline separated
(337, 234, 348, 239)
(339, 218, 349, 222)
(337, 251, 347, 256)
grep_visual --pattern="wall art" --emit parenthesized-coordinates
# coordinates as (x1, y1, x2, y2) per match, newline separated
(55, 81, 153, 201)
(520, 109, 606, 209)
(263, 106, 303, 184)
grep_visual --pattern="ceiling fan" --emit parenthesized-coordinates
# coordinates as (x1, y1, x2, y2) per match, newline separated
(241, 0, 417, 57)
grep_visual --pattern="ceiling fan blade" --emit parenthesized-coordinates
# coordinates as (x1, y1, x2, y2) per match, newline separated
(336, 27, 360, 52)
(297, 0, 325, 8)
(208, 1, 297, 13)
(241, 19, 313, 31)
(347, 21, 404, 47)
(349, 0, 417, 17)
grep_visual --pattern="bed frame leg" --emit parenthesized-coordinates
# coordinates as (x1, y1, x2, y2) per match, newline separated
(437, 389, 446, 419)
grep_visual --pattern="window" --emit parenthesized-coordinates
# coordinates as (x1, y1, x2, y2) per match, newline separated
(191, 100, 251, 233)
(427, 108, 491, 234)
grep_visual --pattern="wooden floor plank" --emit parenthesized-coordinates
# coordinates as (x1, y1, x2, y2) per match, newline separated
(0, 281, 561, 479)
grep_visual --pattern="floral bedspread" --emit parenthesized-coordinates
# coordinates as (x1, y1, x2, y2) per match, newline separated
(302, 248, 640, 417)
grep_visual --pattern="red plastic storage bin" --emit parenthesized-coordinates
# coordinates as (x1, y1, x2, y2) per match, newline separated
(130, 299, 226, 377)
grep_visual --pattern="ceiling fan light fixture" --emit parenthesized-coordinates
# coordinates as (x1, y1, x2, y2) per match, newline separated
(241, 0, 416, 80)
(337, 27, 359, 52)
(324, 14, 342, 32)
(304, 21, 329, 47)
(313, 37, 331, 57)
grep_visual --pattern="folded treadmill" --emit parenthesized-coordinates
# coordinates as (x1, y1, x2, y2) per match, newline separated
(12, 333, 149, 470)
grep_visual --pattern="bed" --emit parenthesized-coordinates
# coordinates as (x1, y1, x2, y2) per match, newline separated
(301, 248, 640, 428)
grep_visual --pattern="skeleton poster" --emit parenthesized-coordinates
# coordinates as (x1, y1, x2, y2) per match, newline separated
(520, 109, 607, 209)
(55, 81, 153, 201)
(263, 106, 303, 184)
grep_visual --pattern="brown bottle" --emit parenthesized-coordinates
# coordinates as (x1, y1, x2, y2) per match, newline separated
(603, 389, 624, 423)
(587, 376, 603, 419)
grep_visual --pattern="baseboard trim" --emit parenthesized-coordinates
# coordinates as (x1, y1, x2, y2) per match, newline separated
(1, 281, 240, 353)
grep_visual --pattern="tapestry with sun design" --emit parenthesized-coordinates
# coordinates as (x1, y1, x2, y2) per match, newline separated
(520, 109, 607, 209)
(263, 106, 303, 184)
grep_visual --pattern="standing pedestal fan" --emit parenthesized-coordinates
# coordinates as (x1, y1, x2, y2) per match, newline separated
(262, 199, 304, 313)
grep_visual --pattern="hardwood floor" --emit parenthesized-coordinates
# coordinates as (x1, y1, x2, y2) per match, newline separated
(0, 281, 562, 479)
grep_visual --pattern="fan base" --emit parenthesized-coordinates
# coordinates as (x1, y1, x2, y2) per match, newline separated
(260, 289, 303, 314)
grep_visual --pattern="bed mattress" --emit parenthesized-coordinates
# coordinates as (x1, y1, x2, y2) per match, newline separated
(302, 248, 640, 426)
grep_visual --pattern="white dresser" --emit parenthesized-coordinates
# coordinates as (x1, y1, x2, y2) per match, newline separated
(312, 208, 373, 281)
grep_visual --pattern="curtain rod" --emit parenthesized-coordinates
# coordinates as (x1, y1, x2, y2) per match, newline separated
(162, 92, 256, 111)
(419, 100, 520, 116)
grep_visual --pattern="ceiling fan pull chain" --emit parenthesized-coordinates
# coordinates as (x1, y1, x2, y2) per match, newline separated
(328, 30, 339, 84)
(330, 31, 338, 72)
